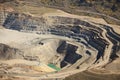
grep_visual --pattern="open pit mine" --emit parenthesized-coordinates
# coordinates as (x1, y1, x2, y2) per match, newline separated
(0, 7, 120, 80)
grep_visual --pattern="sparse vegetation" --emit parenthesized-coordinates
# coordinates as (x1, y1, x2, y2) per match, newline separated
(29, 0, 120, 25)
(1, 0, 120, 25)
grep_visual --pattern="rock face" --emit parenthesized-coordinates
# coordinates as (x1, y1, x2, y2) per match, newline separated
(3, 13, 48, 31)
(0, 43, 19, 60)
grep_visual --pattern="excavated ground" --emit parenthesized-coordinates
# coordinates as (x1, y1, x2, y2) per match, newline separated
(0, 7, 120, 80)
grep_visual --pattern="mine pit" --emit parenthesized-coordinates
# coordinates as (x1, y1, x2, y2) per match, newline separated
(0, 10, 120, 79)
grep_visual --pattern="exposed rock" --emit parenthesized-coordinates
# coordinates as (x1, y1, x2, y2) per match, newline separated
(0, 43, 19, 60)
(0, 1, 120, 80)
